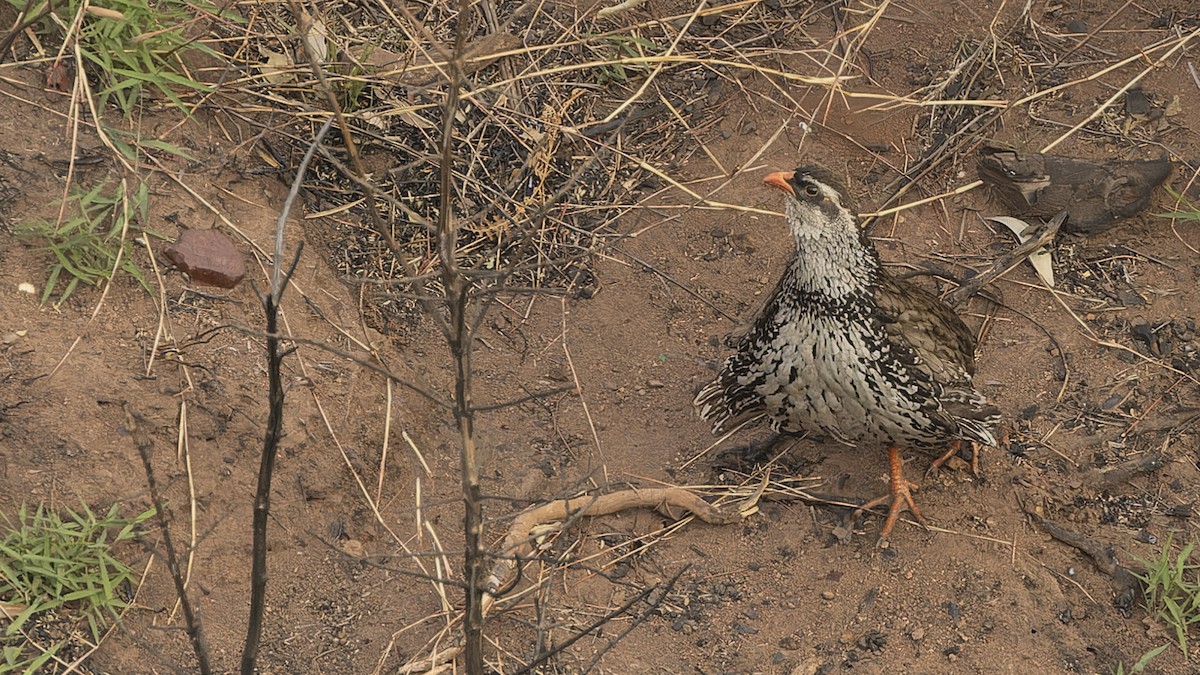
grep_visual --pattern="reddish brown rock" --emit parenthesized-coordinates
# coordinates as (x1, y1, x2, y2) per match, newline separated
(164, 229, 246, 289)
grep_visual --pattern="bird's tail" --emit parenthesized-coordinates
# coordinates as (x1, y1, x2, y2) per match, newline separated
(945, 389, 1001, 446)
(694, 354, 763, 434)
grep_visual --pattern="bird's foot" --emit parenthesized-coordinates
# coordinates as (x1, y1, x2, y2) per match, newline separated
(856, 445, 928, 539)
(926, 440, 980, 479)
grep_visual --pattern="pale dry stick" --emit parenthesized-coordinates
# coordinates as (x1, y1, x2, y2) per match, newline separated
(0, 84, 72, 118)
(659, 93, 727, 175)
(595, 0, 646, 19)
(1036, 421, 1078, 468)
(1009, 29, 1195, 111)
(861, 179, 983, 219)
(165, 400, 201, 624)
(139, 239, 180, 380)
(377, 380, 393, 508)
(137, 221, 204, 626)
(679, 413, 765, 469)
(597, 0, 705, 125)
(473, 54, 850, 103)
(483, 487, 744, 599)
(400, 488, 745, 674)
(1040, 558, 1101, 606)
(396, 648, 461, 675)
(1041, 27, 1200, 153)
(843, 92, 1009, 113)
(373, 611, 461, 675)
(424, 520, 455, 618)
(0, 602, 26, 621)
(817, 0, 891, 124)
(559, 296, 609, 486)
(44, 0, 92, 229)
(403, 429, 434, 476)
(415, 475, 423, 547)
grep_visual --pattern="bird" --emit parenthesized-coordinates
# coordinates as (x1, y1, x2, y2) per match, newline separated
(977, 142, 1172, 235)
(694, 166, 1001, 538)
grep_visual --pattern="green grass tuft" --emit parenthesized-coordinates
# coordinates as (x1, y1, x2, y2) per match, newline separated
(6, 0, 224, 117)
(16, 181, 157, 306)
(1134, 534, 1200, 661)
(0, 502, 155, 671)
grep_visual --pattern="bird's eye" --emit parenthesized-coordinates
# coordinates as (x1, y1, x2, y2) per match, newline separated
(802, 184, 822, 199)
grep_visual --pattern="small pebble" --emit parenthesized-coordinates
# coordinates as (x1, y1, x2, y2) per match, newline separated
(911, 628, 925, 641)
(821, 590, 835, 601)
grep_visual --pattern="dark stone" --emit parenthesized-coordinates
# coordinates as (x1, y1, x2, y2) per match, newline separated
(165, 229, 246, 289)
(1124, 89, 1151, 116)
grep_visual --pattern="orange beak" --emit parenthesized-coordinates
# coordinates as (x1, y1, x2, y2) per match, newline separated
(763, 171, 795, 196)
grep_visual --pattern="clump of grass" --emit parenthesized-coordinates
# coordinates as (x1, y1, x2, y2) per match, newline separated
(16, 181, 155, 305)
(1114, 645, 1167, 674)
(1134, 534, 1200, 660)
(586, 32, 658, 85)
(1156, 187, 1200, 222)
(5, 0, 221, 116)
(0, 502, 155, 671)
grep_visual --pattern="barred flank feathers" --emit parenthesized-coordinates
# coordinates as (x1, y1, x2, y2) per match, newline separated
(943, 388, 1001, 446)
(957, 416, 999, 447)
(694, 354, 762, 434)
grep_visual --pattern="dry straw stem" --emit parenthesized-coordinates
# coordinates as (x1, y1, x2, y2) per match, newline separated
(854, 23, 1198, 223)
(397, 485, 747, 673)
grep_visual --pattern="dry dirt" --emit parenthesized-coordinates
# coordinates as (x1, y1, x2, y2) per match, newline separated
(3, 1, 1200, 674)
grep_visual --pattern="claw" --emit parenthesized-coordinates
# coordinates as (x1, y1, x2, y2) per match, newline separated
(927, 440, 981, 478)
(856, 445, 928, 538)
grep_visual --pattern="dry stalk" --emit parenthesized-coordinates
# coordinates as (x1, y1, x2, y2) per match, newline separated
(238, 116, 332, 674)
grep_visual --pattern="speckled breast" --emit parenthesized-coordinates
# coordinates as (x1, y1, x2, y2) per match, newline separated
(752, 311, 946, 447)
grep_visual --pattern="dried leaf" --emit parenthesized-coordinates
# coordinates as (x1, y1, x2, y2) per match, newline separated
(397, 108, 435, 130)
(351, 33, 521, 87)
(988, 216, 1055, 287)
(1164, 94, 1182, 118)
(301, 13, 329, 63)
(258, 45, 293, 84)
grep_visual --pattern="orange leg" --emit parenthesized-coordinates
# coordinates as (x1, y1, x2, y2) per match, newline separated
(856, 445, 928, 538)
